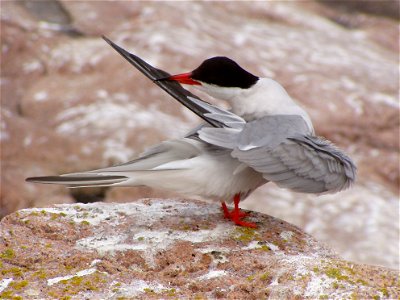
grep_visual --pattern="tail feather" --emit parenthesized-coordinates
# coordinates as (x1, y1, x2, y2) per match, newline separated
(25, 175, 128, 188)
(25, 139, 206, 188)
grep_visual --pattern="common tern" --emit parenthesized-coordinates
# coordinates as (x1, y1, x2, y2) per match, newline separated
(26, 37, 356, 228)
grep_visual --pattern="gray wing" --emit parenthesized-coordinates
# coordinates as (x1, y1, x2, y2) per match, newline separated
(184, 96, 246, 148)
(86, 139, 203, 173)
(232, 133, 356, 193)
(196, 110, 356, 194)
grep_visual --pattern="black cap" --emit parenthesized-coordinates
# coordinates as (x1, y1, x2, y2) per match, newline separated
(191, 56, 259, 89)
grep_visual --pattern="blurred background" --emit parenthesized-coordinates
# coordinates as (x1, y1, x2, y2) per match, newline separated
(1, 1, 398, 269)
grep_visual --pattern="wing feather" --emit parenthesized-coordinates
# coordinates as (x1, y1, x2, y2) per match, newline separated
(198, 127, 240, 149)
(102, 37, 223, 128)
(88, 139, 203, 173)
(232, 135, 356, 193)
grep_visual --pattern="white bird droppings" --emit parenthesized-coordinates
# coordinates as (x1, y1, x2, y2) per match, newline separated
(47, 268, 98, 286)
(0, 278, 13, 293)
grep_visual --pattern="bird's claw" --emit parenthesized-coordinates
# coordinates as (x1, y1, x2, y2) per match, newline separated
(220, 201, 257, 228)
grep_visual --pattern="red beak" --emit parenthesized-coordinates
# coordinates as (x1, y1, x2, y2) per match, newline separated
(157, 72, 201, 85)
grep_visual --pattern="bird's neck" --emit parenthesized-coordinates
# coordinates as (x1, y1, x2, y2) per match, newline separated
(229, 78, 314, 133)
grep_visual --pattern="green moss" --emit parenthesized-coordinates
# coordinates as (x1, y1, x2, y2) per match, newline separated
(64, 265, 74, 271)
(74, 205, 83, 211)
(0, 291, 13, 299)
(49, 212, 68, 220)
(163, 288, 176, 296)
(47, 291, 60, 298)
(1, 248, 15, 259)
(29, 211, 39, 217)
(60, 296, 71, 300)
(259, 272, 270, 281)
(40, 210, 47, 216)
(325, 268, 349, 281)
(0, 267, 23, 277)
(232, 227, 259, 243)
(33, 269, 47, 279)
(356, 278, 368, 286)
(137, 237, 144, 241)
(84, 280, 98, 291)
(380, 287, 389, 297)
(0, 268, 8, 276)
(92, 272, 107, 284)
(373, 295, 380, 300)
(256, 245, 271, 252)
(60, 276, 83, 286)
(342, 265, 356, 275)
(246, 274, 255, 282)
(181, 224, 191, 231)
(55, 271, 105, 296)
(80, 220, 90, 226)
(319, 295, 329, 299)
(312, 267, 319, 273)
(143, 288, 155, 294)
(9, 280, 28, 290)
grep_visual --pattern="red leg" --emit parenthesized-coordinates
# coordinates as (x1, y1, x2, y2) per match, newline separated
(221, 201, 230, 219)
(234, 196, 250, 219)
(221, 194, 257, 228)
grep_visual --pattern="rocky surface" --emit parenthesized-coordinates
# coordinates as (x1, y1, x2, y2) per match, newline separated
(1, 1, 399, 269)
(0, 199, 398, 299)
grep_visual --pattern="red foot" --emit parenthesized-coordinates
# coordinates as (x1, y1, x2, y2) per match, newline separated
(221, 194, 257, 228)
(221, 201, 231, 219)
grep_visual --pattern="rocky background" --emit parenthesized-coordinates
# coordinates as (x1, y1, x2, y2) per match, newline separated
(1, 0, 399, 270)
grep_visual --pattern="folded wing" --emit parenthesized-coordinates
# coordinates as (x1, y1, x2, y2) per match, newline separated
(194, 100, 356, 194)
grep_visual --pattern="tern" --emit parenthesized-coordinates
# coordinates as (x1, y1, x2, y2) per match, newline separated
(26, 37, 356, 228)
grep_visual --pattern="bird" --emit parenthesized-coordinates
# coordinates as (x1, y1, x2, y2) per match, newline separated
(26, 37, 357, 228)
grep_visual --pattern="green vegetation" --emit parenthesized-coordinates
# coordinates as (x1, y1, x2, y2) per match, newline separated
(0, 248, 15, 260)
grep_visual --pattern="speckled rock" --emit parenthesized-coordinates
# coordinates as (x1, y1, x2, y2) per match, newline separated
(1, 1, 398, 269)
(0, 199, 398, 299)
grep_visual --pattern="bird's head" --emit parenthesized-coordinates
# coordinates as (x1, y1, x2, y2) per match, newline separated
(157, 56, 259, 101)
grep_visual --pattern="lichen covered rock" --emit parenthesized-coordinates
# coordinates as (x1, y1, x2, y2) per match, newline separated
(0, 199, 398, 299)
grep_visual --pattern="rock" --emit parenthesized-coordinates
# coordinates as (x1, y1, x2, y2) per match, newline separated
(0, 199, 398, 299)
(319, 0, 400, 20)
(1, 1, 398, 269)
